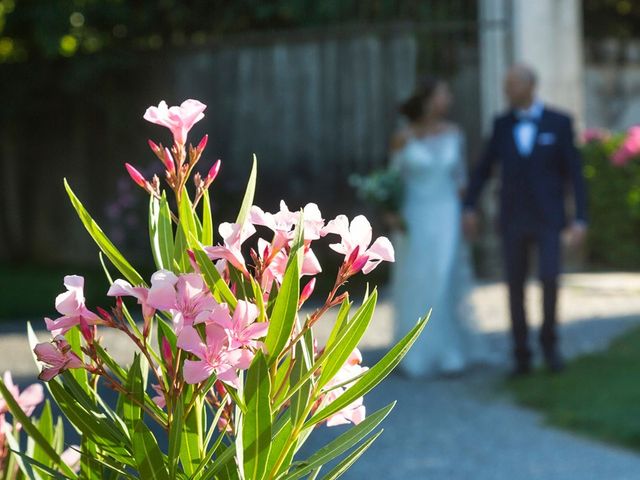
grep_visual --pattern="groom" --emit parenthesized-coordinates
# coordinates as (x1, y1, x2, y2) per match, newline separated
(463, 65, 588, 375)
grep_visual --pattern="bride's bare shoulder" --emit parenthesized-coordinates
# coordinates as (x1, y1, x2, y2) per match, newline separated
(390, 127, 413, 152)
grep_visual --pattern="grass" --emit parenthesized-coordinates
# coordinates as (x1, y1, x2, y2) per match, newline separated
(506, 326, 640, 451)
(0, 263, 110, 320)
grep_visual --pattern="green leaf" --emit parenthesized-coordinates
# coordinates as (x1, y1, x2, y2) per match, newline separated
(150, 193, 175, 270)
(5, 431, 39, 480)
(168, 401, 183, 479)
(236, 155, 257, 225)
(122, 354, 144, 432)
(201, 189, 213, 246)
(33, 400, 54, 468)
(242, 351, 272, 480)
(317, 291, 377, 388)
(81, 439, 102, 480)
(180, 188, 199, 247)
(282, 403, 394, 480)
(265, 419, 297, 478)
(192, 245, 237, 309)
(180, 393, 203, 476)
(0, 379, 77, 478)
(325, 298, 351, 350)
(264, 221, 303, 363)
(64, 179, 144, 286)
(318, 430, 383, 480)
(64, 326, 90, 394)
(7, 446, 73, 480)
(174, 217, 189, 272)
(289, 331, 313, 425)
(305, 315, 428, 427)
(132, 421, 170, 480)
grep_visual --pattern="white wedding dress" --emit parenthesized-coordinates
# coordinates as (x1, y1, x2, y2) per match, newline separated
(391, 128, 487, 377)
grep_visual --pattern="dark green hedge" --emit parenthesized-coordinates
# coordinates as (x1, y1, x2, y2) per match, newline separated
(582, 133, 640, 269)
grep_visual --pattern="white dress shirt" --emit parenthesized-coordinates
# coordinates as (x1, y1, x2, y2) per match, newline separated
(514, 100, 544, 157)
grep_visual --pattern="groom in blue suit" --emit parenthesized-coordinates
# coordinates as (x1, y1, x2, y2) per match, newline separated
(463, 65, 588, 375)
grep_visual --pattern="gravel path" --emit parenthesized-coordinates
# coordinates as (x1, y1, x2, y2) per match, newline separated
(2, 272, 640, 478)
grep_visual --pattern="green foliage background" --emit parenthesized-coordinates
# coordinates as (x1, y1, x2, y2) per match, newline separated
(582, 135, 640, 269)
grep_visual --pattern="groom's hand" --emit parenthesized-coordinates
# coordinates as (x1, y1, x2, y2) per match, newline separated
(462, 210, 479, 240)
(566, 221, 588, 247)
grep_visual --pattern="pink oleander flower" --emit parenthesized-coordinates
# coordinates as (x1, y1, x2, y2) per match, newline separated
(111, 270, 218, 333)
(257, 238, 322, 293)
(107, 279, 155, 319)
(582, 127, 609, 144)
(612, 126, 640, 166)
(143, 99, 207, 146)
(321, 349, 367, 427)
(177, 325, 252, 388)
(151, 383, 166, 409)
(205, 221, 256, 276)
(201, 300, 268, 350)
(34, 336, 85, 382)
(321, 215, 394, 274)
(0, 371, 44, 417)
(45, 275, 103, 336)
(61, 446, 81, 473)
(250, 201, 325, 248)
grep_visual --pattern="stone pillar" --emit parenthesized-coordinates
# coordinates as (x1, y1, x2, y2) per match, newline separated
(479, 0, 510, 134)
(510, 0, 585, 127)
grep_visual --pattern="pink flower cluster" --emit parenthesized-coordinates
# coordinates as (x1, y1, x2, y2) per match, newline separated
(612, 126, 640, 166)
(318, 349, 368, 427)
(581, 127, 610, 144)
(32, 98, 396, 433)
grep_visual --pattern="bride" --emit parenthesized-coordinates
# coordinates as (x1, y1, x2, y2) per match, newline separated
(389, 76, 487, 377)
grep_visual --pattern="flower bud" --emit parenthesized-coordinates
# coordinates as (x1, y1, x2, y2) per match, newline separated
(197, 134, 208, 152)
(163, 147, 176, 174)
(346, 246, 360, 267)
(78, 316, 94, 343)
(299, 278, 316, 305)
(205, 159, 222, 185)
(147, 139, 161, 154)
(125, 163, 148, 189)
(349, 255, 369, 275)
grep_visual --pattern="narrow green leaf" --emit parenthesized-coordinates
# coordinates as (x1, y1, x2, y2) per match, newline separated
(132, 421, 170, 480)
(235, 155, 257, 225)
(201, 189, 213, 246)
(5, 431, 39, 480)
(317, 291, 377, 388)
(7, 447, 73, 480)
(325, 298, 351, 350)
(283, 403, 394, 480)
(242, 351, 272, 480)
(179, 189, 199, 247)
(122, 355, 143, 432)
(168, 401, 183, 479)
(264, 223, 302, 363)
(0, 379, 77, 478)
(64, 179, 144, 286)
(32, 400, 54, 468)
(305, 315, 428, 427)
(150, 193, 175, 270)
(174, 218, 189, 272)
(319, 430, 383, 480)
(289, 333, 313, 425)
(192, 245, 237, 309)
(64, 326, 90, 394)
(180, 392, 203, 476)
(81, 439, 102, 480)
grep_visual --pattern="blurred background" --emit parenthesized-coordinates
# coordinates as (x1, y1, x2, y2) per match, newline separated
(3, 1, 640, 478)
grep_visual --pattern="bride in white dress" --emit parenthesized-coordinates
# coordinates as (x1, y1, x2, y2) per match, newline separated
(390, 77, 487, 377)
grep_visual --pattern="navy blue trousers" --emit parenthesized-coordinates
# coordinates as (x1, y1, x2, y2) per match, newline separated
(502, 227, 561, 364)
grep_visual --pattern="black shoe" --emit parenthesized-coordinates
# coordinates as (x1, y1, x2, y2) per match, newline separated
(543, 350, 565, 373)
(508, 363, 531, 379)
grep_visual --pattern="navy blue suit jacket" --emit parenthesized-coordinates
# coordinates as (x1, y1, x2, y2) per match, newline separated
(464, 107, 588, 232)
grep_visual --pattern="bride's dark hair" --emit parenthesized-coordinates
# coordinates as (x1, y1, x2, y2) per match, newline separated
(399, 75, 440, 122)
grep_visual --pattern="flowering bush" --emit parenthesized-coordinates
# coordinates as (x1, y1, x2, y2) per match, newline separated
(581, 126, 640, 268)
(0, 99, 427, 479)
